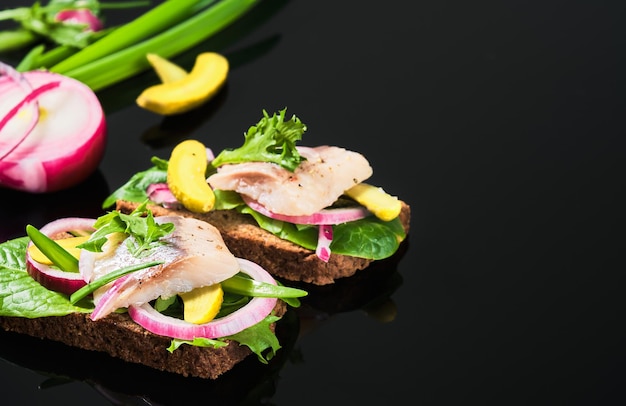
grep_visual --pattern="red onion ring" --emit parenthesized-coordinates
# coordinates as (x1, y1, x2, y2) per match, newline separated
(25, 217, 96, 295)
(127, 258, 278, 340)
(242, 195, 371, 225)
(147, 183, 182, 209)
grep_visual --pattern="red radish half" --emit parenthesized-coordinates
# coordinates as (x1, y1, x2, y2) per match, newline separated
(0, 68, 106, 193)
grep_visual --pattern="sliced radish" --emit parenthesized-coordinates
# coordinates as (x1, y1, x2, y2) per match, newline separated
(25, 217, 96, 295)
(127, 258, 278, 340)
(0, 65, 107, 193)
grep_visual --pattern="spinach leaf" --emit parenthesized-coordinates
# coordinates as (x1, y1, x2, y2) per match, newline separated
(0, 237, 91, 317)
(102, 162, 167, 209)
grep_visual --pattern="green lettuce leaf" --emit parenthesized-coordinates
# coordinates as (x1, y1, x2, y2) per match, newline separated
(210, 108, 306, 172)
(167, 313, 282, 363)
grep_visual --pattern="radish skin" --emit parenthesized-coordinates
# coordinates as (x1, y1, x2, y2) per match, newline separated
(0, 70, 106, 193)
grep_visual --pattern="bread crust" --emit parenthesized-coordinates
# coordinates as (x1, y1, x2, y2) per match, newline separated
(0, 300, 286, 380)
(115, 200, 412, 285)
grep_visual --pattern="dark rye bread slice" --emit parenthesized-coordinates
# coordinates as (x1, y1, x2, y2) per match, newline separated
(116, 200, 412, 285)
(0, 300, 286, 380)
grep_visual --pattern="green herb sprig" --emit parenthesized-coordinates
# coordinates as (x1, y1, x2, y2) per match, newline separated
(77, 200, 174, 257)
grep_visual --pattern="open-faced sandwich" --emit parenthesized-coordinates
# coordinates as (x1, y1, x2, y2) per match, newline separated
(0, 203, 306, 379)
(107, 108, 412, 285)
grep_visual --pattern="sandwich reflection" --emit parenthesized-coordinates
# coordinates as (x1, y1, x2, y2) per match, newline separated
(286, 238, 409, 337)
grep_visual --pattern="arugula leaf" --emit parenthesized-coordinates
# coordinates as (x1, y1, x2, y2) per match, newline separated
(210, 108, 307, 172)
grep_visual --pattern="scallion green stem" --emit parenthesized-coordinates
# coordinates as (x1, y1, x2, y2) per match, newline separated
(26, 224, 79, 274)
(222, 274, 308, 299)
(0, 29, 38, 52)
(50, 0, 203, 74)
(100, 1, 153, 9)
(30, 45, 79, 68)
(16, 44, 45, 71)
(54, 0, 258, 91)
(69, 260, 164, 304)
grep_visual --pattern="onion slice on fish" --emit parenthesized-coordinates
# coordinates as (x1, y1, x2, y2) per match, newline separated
(127, 258, 278, 340)
(242, 195, 371, 225)
(25, 217, 96, 295)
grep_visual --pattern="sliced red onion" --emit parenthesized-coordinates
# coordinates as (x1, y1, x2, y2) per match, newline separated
(205, 147, 215, 161)
(315, 224, 333, 262)
(147, 183, 182, 209)
(26, 260, 87, 295)
(242, 195, 371, 225)
(25, 217, 96, 295)
(55, 9, 103, 32)
(0, 69, 107, 193)
(0, 62, 41, 161)
(127, 258, 278, 340)
(90, 274, 132, 320)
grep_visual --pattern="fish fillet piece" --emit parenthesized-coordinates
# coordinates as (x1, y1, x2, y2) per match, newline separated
(207, 145, 373, 216)
(89, 216, 239, 320)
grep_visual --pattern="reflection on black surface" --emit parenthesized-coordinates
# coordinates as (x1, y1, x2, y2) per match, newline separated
(289, 239, 409, 334)
(140, 84, 230, 149)
(0, 308, 300, 406)
(0, 170, 110, 242)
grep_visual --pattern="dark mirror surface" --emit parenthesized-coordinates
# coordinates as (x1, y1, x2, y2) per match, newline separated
(0, 1, 623, 405)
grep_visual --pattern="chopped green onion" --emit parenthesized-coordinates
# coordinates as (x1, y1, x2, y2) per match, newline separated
(26, 224, 79, 273)
(222, 274, 308, 299)
(69, 260, 164, 304)
(52, 0, 259, 91)
(50, 0, 204, 74)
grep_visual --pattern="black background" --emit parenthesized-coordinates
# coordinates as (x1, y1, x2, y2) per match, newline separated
(1, 1, 624, 405)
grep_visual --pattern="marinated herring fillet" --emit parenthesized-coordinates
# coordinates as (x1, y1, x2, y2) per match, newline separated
(82, 216, 240, 320)
(208, 146, 373, 216)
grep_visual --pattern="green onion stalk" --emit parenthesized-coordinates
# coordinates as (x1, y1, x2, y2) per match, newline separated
(17, 0, 260, 91)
